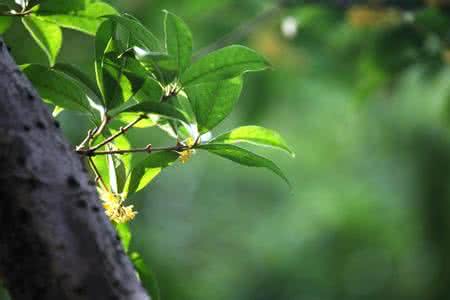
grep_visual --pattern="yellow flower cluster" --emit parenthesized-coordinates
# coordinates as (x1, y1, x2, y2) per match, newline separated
(179, 137, 195, 164)
(179, 149, 194, 163)
(98, 189, 137, 224)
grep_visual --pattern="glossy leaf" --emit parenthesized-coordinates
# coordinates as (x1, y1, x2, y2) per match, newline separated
(197, 143, 289, 185)
(124, 151, 179, 196)
(0, 0, 16, 8)
(121, 102, 188, 124)
(36, 2, 118, 35)
(0, 16, 12, 34)
(116, 113, 156, 128)
(115, 223, 131, 252)
(53, 63, 102, 103)
(173, 93, 195, 124)
(181, 45, 270, 86)
(107, 14, 162, 52)
(110, 78, 188, 123)
(212, 126, 295, 157)
(131, 252, 161, 300)
(22, 15, 62, 66)
(101, 128, 132, 193)
(185, 77, 242, 133)
(108, 77, 163, 116)
(102, 62, 134, 110)
(36, 0, 85, 12)
(131, 48, 177, 84)
(95, 19, 149, 110)
(95, 19, 113, 106)
(107, 151, 119, 193)
(22, 64, 93, 114)
(164, 10, 193, 74)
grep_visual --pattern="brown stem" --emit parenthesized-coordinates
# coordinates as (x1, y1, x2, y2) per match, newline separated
(89, 115, 145, 152)
(76, 114, 110, 151)
(80, 144, 187, 157)
(88, 157, 109, 192)
(91, 114, 111, 140)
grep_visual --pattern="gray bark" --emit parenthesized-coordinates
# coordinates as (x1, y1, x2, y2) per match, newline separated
(0, 39, 150, 299)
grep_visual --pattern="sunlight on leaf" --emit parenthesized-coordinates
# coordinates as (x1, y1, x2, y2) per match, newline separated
(212, 126, 295, 157)
(198, 143, 290, 185)
(22, 15, 62, 66)
(185, 77, 242, 133)
(181, 45, 270, 86)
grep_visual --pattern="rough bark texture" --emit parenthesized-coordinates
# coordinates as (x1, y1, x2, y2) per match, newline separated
(0, 40, 149, 299)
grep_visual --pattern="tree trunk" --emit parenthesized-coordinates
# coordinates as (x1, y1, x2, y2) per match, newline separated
(0, 39, 149, 299)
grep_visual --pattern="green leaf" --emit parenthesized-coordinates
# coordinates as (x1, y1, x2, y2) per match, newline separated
(22, 15, 62, 66)
(185, 77, 242, 133)
(130, 252, 161, 300)
(22, 64, 94, 114)
(173, 93, 195, 124)
(36, 0, 85, 12)
(115, 223, 131, 252)
(107, 151, 119, 193)
(0, 16, 12, 34)
(95, 19, 151, 110)
(105, 57, 150, 112)
(124, 151, 179, 196)
(120, 102, 189, 124)
(212, 126, 295, 157)
(116, 113, 156, 128)
(130, 48, 177, 84)
(107, 14, 162, 52)
(0, 0, 17, 9)
(164, 10, 193, 74)
(102, 61, 134, 110)
(95, 19, 113, 105)
(108, 77, 163, 116)
(181, 45, 270, 86)
(100, 128, 132, 193)
(132, 76, 164, 103)
(197, 143, 289, 185)
(53, 63, 102, 103)
(110, 78, 188, 123)
(36, 2, 118, 35)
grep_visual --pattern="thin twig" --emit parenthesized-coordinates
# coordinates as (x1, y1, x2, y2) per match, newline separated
(88, 157, 109, 192)
(76, 114, 110, 151)
(89, 115, 145, 152)
(81, 144, 188, 157)
(76, 129, 95, 151)
(91, 114, 111, 140)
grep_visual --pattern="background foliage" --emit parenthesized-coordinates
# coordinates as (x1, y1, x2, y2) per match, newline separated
(2, 0, 450, 299)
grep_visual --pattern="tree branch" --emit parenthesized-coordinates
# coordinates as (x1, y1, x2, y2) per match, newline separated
(78, 144, 187, 157)
(88, 115, 146, 153)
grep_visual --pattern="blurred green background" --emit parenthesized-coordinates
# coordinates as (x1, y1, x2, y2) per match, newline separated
(3, 0, 450, 299)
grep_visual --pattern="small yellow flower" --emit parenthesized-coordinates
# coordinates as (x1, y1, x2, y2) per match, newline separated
(98, 189, 137, 223)
(178, 137, 195, 164)
(179, 149, 194, 164)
